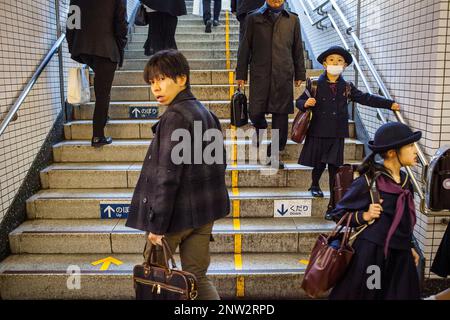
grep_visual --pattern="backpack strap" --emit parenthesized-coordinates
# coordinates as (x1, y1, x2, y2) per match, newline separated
(344, 81, 352, 99)
(306, 77, 319, 98)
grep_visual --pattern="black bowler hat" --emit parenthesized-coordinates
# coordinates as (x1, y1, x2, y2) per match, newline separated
(368, 122, 422, 153)
(317, 46, 353, 65)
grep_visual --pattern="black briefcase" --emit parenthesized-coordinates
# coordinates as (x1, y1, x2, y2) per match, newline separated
(133, 239, 198, 300)
(230, 87, 248, 127)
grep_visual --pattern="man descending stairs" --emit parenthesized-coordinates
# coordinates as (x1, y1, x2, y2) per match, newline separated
(0, 1, 364, 299)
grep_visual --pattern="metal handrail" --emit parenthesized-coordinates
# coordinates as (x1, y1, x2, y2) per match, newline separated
(297, 0, 430, 212)
(0, 33, 66, 138)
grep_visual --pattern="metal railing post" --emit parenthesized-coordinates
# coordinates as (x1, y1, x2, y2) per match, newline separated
(55, 0, 66, 123)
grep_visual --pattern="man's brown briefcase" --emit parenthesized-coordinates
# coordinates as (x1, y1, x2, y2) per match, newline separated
(133, 238, 198, 300)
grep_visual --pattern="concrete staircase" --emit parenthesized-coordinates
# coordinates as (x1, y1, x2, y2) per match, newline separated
(0, 2, 364, 299)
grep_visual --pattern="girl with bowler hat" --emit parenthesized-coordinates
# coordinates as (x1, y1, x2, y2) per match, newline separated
(296, 46, 400, 210)
(328, 122, 422, 300)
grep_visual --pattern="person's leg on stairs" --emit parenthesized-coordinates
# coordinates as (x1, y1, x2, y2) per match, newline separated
(90, 56, 117, 147)
(310, 163, 326, 197)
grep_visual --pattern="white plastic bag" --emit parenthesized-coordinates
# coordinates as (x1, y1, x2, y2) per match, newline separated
(67, 65, 90, 104)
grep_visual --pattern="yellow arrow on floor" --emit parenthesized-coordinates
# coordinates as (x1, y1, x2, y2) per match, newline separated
(299, 259, 310, 265)
(91, 257, 123, 271)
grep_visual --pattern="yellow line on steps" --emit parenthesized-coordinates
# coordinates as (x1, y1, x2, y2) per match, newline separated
(226, 9, 244, 298)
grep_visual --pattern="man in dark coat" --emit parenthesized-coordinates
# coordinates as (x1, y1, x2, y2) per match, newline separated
(231, 0, 265, 42)
(236, 0, 306, 168)
(126, 50, 229, 300)
(66, 0, 128, 147)
(141, 0, 187, 55)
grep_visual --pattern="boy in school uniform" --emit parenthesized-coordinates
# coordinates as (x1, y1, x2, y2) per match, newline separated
(296, 46, 400, 212)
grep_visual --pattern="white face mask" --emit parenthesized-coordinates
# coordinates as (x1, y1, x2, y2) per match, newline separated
(326, 65, 344, 76)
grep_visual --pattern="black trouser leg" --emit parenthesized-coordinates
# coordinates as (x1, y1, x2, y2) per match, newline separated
(249, 112, 268, 148)
(162, 13, 178, 50)
(149, 12, 164, 53)
(311, 163, 326, 188)
(328, 164, 339, 196)
(213, 0, 222, 21)
(271, 113, 289, 152)
(203, 0, 212, 24)
(89, 56, 117, 138)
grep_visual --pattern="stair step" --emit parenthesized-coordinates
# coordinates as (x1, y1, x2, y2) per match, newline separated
(39, 161, 361, 189)
(0, 253, 317, 299)
(52, 138, 362, 164)
(73, 99, 327, 121)
(127, 40, 239, 51)
(63, 119, 356, 140)
(26, 188, 331, 220)
(91, 84, 308, 101)
(121, 58, 313, 71)
(130, 32, 240, 42)
(124, 58, 239, 70)
(124, 48, 239, 60)
(8, 218, 334, 254)
(134, 24, 240, 33)
(111, 68, 321, 86)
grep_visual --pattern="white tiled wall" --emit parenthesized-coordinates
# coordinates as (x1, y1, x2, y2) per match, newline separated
(0, 0, 138, 223)
(290, 0, 450, 278)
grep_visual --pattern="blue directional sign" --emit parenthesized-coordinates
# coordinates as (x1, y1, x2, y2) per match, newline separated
(129, 106, 159, 119)
(100, 202, 130, 219)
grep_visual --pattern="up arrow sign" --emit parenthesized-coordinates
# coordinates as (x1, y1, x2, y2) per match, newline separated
(91, 257, 123, 271)
(103, 205, 115, 218)
(132, 108, 141, 118)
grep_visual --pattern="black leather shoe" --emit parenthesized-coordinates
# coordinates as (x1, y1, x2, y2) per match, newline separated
(205, 20, 212, 33)
(91, 136, 112, 148)
(324, 212, 334, 221)
(309, 186, 324, 198)
(213, 20, 220, 26)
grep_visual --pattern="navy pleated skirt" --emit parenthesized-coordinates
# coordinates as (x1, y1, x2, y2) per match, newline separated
(329, 238, 420, 300)
(298, 136, 345, 167)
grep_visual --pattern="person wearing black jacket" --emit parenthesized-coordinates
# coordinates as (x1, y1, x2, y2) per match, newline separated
(231, 0, 265, 42)
(236, 0, 306, 169)
(66, 0, 128, 147)
(126, 50, 229, 300)
(141, 0, 187, 56)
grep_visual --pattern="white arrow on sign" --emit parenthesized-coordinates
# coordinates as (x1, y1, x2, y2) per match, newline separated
(132, 108, 141, 118)
(104, 205, 115, 218)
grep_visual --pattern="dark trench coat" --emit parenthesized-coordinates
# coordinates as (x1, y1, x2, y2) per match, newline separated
(235, 5, 306, 115)
(141, 0, 187, 16)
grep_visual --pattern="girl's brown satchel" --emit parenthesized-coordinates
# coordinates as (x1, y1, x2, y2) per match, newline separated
(291, 77, 317, 143)
(301, 212, 354, 298)
(133, 238, 198, 300)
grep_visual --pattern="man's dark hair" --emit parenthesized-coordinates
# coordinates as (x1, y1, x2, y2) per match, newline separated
(143, 49, 190, 87)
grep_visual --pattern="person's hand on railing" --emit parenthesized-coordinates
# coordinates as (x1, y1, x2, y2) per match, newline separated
(304, 98, 317, 108)
(391, 102, 400, 111)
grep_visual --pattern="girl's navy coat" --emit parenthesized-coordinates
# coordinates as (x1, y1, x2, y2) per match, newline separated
(328, 170, 421, 299)
(296, 73, 394, 138)
(330, 170, 416, 250)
